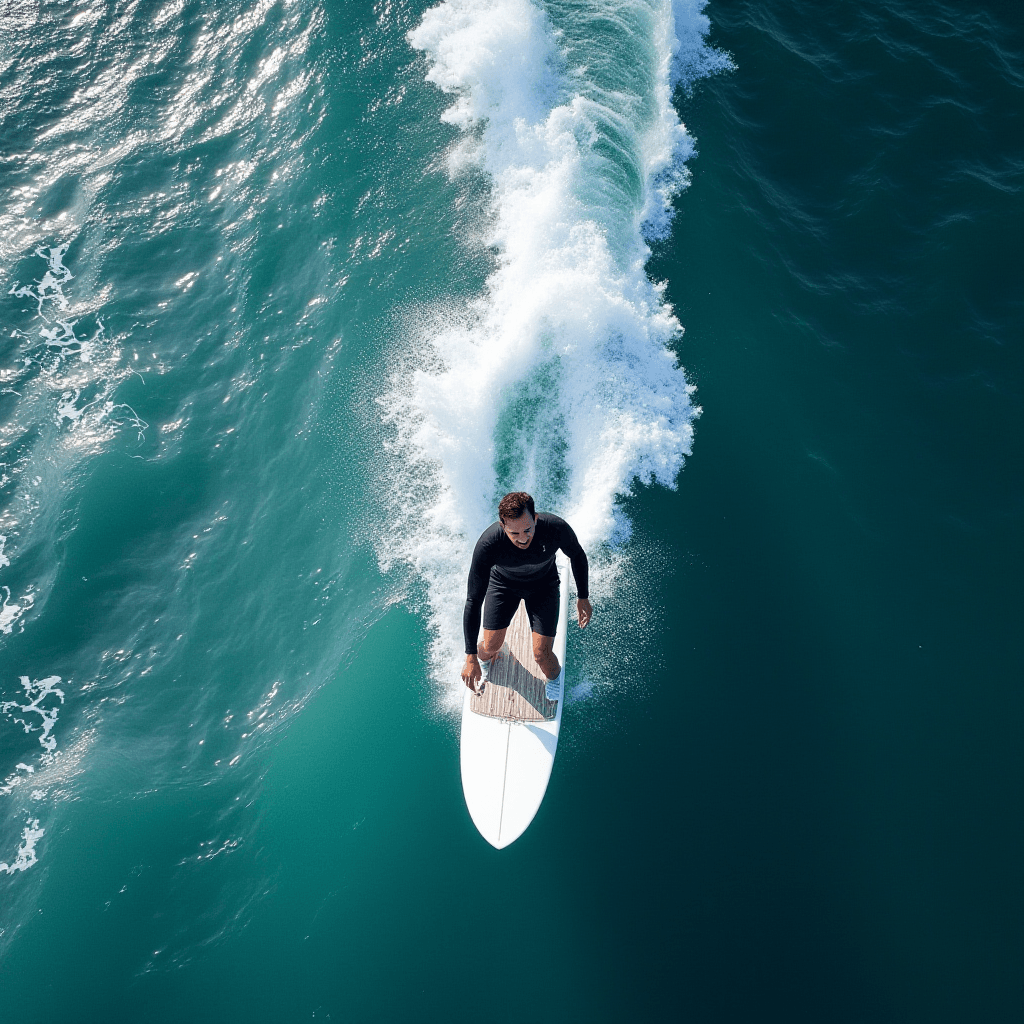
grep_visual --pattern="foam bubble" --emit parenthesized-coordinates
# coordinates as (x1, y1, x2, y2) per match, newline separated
(380, 0, 729, 707)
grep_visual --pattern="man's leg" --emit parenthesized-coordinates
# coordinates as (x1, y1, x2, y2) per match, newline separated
(532, 632, 560, 681)
(525, 578, 561, 683)
(480, 580, 520, 675)
(478, 628, 506, 664)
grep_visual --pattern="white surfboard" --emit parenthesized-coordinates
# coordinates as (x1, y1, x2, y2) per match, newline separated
(460, 553, 570, 848)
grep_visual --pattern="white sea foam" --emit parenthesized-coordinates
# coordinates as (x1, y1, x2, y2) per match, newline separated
(1, 246, 149, 646)
(380, 0, 729, 708)
(0, 587, 35, 636)
(0, 818, 44, 875)
(8, 243, 73, 316)
(1, 676, 65, 753)
(0, 676, 69, 880)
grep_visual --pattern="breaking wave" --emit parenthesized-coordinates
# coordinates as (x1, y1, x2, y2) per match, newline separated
(379, 0, 731, 707)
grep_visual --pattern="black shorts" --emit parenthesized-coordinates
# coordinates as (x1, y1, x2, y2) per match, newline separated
(482, 574, 559, 638)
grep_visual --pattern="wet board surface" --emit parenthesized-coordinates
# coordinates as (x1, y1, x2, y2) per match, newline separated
(460, 554, 569, 849)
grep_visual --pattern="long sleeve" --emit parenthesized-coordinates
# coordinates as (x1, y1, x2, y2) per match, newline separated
(558, 521, 589, 599)
(462, 532, 495, 654)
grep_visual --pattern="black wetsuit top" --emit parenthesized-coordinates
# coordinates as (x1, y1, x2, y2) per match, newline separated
(463, 513, 589, 654)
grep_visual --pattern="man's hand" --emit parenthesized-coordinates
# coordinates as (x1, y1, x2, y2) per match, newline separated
(462, 654, 484, 693)
(577, 598, 593, 628)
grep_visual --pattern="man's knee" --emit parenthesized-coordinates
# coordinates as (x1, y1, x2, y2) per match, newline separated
(480, 629, 506, 657)
(532, 634, 554, 660)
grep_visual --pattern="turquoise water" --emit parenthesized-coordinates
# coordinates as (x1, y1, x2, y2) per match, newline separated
(1, 0, 1021, 1020)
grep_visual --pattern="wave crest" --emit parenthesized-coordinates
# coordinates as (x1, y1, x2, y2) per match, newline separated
(381, 0, 729, 705)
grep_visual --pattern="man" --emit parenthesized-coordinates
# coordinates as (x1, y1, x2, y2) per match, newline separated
(461, 491, 592, 698)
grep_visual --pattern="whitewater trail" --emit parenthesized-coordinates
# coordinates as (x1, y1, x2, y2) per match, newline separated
(379, 0, 731, 709)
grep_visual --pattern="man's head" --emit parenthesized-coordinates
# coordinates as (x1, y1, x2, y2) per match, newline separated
(498, 491, 537, 549)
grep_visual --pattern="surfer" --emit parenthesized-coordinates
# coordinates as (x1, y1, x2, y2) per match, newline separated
(462, 491, 592, 697)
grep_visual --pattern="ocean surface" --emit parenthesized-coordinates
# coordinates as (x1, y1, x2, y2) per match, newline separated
(0, 0, 1021, 1020)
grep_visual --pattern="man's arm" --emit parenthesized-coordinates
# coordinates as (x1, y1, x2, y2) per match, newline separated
(557, 520, 589, 600)
(462, 529, 496, 655)
(557, 519, 593, 628)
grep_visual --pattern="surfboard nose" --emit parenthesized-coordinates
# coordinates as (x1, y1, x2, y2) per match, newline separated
(460, 672, 563, 848)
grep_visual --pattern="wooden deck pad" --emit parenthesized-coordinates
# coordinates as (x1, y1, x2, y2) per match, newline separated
(470, 600, 558, 722)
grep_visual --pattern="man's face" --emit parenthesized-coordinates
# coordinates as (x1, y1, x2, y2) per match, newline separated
(501, 511, 537, 549)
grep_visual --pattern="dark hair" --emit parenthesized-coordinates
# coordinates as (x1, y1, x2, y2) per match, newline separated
(498, 491, 535, 522)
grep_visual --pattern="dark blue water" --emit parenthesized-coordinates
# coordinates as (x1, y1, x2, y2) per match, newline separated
(0, 0, 1021, 1020)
